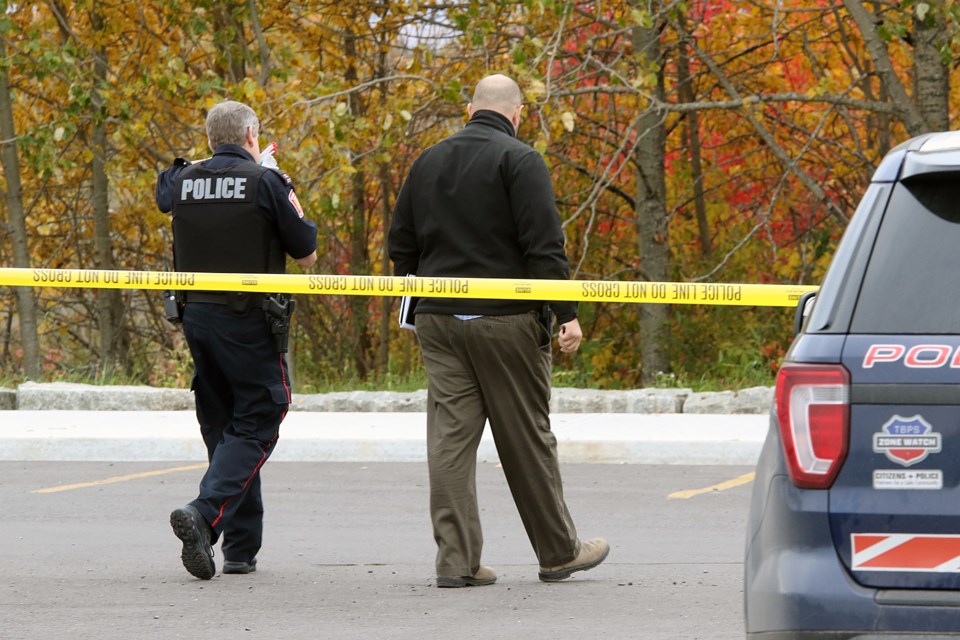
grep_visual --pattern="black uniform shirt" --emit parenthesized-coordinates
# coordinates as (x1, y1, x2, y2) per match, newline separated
(156, 144, 318, 262)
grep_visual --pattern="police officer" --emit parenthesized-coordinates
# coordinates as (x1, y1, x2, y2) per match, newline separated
(156, 100, 317, 580)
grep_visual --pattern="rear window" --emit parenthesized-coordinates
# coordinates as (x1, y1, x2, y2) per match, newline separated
(851, 176, 960, 334)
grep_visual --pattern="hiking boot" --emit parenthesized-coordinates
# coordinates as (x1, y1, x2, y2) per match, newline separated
(436, 565, 497, 588)
(538, 537, 609, 582)
(170, 505, 215, 580)
(223, 558, 257, 575)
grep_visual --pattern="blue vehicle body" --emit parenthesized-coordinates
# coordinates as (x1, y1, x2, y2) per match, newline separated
(745, 132, 960, 639)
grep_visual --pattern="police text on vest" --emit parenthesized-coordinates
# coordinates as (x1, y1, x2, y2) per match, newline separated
(181, 177, 247, 200)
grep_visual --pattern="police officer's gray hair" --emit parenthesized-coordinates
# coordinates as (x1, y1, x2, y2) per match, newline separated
(206, 101, 259, 149)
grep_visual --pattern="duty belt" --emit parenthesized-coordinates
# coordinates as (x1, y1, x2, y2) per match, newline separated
(183, 291, 231, 304)
(183, 291, 266, 305)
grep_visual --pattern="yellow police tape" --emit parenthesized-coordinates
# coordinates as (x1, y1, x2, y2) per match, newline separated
(2, 268, 818, 307)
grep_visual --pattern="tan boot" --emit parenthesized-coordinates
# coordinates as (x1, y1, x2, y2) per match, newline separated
(538, 537, 610, 582)
(436, 565, 498, 588)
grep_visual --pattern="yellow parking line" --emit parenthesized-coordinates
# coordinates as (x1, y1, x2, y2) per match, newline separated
(32, 463, 208, 494)
(668, 471, 756, 500)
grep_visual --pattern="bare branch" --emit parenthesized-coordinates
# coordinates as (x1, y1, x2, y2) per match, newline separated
(294, 75, 437, 106)
(553, 85, 899, 115)
(841, 0, 929, 135)
(247, 0, 272, 87)
(682, 31, 849, 224)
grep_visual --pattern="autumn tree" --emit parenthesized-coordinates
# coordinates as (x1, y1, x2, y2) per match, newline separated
(0, 33, 41, 378)
(441, 0, 958, 385)
(2, 0, 959, 391)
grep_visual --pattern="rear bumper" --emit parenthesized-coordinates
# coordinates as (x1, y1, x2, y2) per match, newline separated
(745, 473, 960, 638)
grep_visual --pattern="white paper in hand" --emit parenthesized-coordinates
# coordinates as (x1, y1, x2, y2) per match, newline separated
(398, 274, 418, 331)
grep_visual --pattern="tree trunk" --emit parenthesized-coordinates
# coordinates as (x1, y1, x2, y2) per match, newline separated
(0, 39, 41, 379)
(247, 0, 271, 87)
(633, 4, 671, 385)
(213, 1, 247, 83)
(379, 160, 392, 374)
(912, 5, 950, 132)
(348, 164, 372, 380)
(91, 6, 127, 378)
(344, 25, 372, 380)
(842, 0, 929, 135)
(377, 46, 392, 375)
(675, 13, 710, 255)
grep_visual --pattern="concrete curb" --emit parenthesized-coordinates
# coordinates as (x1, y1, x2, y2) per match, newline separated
(6, 382, 775, 415)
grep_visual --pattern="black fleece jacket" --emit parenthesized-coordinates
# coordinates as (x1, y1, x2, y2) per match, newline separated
(388, 110, 578, 323)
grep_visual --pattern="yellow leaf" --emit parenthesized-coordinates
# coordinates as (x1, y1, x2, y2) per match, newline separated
(526, 80, 546, 100)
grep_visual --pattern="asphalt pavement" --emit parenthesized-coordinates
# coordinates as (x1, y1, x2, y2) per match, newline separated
(1, 410, 764, 639)
(2, 460, 754, 640)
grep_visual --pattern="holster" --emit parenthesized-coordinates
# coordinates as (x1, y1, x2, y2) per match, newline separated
(163, 290, 184, 324)
(263, 294, 296, 353)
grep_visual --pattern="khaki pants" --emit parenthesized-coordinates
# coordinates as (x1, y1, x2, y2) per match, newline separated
(416, 312, 579, 577)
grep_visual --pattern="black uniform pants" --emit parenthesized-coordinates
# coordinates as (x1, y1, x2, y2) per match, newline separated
(182, 302, 291, 564)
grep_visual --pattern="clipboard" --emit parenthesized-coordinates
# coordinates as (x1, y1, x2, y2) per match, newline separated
(398, 275, 418, 331)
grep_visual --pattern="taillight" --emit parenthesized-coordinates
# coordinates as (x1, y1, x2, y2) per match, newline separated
(775, 363, 850, 489)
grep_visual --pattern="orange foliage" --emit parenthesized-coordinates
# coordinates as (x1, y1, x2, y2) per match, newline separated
(0, 1, 956, 388)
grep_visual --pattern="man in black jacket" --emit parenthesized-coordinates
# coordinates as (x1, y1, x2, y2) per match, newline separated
(389, 74, 609, 587)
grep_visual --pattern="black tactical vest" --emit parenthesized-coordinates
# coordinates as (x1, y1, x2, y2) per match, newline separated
(172, 161, 284, 274)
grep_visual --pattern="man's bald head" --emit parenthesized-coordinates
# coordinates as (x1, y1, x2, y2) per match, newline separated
(468, 74, 524, 130)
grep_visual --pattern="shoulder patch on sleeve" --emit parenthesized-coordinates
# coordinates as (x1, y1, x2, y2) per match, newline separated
(288, 190, 304, 218)
(268, 167, 294, 187)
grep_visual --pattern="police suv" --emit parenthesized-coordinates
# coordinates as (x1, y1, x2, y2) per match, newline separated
(745, 131, 960, 639)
